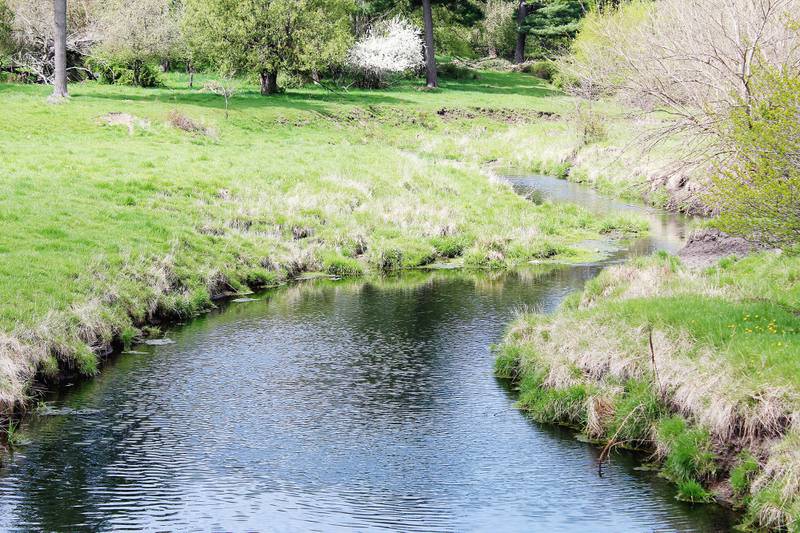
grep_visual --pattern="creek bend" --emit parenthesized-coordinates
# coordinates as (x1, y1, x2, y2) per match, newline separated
(0, 176, 736, 531)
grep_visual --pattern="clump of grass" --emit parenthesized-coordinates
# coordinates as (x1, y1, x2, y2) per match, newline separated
(516, 367, 592, 428)
(676, 479, 714, 503)
(657, 416, 717, 484)
(321, 253, 364, 277)
(431, 235, 471, 258)
(730, 451, 760, 500)
(605, 380, 664, 447)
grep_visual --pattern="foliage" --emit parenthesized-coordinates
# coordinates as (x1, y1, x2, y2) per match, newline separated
(86, 56, 162, 87)
(657, 416, 717, 483)
(321, 253, 364, 277)
(479, 0, 516, 58)
(522, 0, 588, 58)
(184, 0, 354, 94)
(730, 452, 760, 498)
(437, 61, 478, 80)
(0, 0, 12, 59)
(93, 0, 181, 69)
(523, 60, 557, 80)
(574, 103, 607, 145)
(710, 70, 800, 248)
(558, 0, 651, 98)
(4, 0, 98, 83)
(347, 16, 424, 88)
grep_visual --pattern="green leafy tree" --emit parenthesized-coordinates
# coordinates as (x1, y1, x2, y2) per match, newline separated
(710, 69, 800, 247)
(0, 0, 12, 60)
(184, 0, 354, 95)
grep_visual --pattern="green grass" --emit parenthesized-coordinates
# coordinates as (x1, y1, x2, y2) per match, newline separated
(496, 251, 800, 528)
(0, 70, 646, 407)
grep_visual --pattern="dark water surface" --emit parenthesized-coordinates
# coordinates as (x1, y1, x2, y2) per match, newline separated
(0, 177, 736, 531)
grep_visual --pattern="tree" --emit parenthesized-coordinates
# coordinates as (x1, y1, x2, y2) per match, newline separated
(6, 0, 98, 84)
(523, 0, 585, 56)
(93, 0, 181, 86)
(0, 1, 12, 60)
(481, 0, 516, 58)
(421, 0, 436, 87)
(347, 15, 423, 87)
(51, 0, 68, 99)
(514, 0, 527, 63)
(184, 0, 354, 95)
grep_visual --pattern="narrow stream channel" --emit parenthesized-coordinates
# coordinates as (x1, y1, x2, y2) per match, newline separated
(0, 176, 737, 531)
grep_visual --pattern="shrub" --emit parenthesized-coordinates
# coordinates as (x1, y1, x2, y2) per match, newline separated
(87, 57, 162, 87)
(574, 104, 608, 145)
(437, 62, 479, 80)
(524, 61, 558, 81)
(480, 0, 517, 59)
(709, 70, 800, 248)
(347, 16, 424, 88)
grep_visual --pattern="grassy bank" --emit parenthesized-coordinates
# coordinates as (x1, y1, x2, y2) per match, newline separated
(496, 251, 800, 530)
(0, 70, 647, 413)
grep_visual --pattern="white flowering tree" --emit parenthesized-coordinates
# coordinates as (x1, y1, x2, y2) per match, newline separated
(347, 16, 424, 88)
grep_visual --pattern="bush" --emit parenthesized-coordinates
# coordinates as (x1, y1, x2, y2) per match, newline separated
(87, 57, 162, 87)
(709, 70, 800, 248)
(347, 16, 424, 88)
(479, 0, 517, 59)
(524, 61, 558, 81)
(437, 62, 479, 80)
(574, 104, 608, 145)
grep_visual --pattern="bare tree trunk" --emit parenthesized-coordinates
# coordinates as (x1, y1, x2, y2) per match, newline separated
(514, 0, 528, 64)
(187, 61, 194, 88)
(51, 0, 68, 100)
(260, 70, 279, 95)
(421, 0, 437, 88)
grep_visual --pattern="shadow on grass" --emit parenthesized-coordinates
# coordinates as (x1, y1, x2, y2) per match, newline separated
(74, 86, 416, 115)
(439, 71, 562, 98)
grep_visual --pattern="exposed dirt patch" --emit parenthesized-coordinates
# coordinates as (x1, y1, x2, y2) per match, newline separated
(679, 229, 768, 268)
(436, 107, 558, 124)
(99, 112, 150, 135)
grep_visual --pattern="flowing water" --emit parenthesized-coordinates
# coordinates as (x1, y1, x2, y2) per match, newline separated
(0, 176, 738, 532)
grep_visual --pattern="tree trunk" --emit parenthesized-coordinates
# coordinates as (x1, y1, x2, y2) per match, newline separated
(161, 58, 171, 73)
(187, 62, 194, 88)
(514, 0, 528, 64)
(51, 0, 68, 99)
(421, 0, 437, 88)
(260, 70, 279, 95)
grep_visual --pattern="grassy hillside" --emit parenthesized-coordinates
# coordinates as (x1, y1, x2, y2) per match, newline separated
(496, 251, 800, 530)
(0, 71, 644, 410)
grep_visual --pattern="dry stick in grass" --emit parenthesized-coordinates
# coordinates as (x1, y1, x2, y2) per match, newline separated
(597, 404, 644, 477)
(649, 327, 662, 396)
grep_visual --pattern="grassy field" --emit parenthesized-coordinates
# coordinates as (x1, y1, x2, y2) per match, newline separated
(496, 251, 800, 529)
(0, 70, 646, 410)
